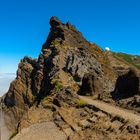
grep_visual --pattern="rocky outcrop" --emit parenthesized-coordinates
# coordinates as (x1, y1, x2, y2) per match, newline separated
(1, 16, 140, 139)
(1, 16, 113, 135)
(112, 69, 140, 99)
(79, 73, 103, 96)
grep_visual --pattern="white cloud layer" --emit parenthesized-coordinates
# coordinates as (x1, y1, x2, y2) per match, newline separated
(0, 73, 16, 96)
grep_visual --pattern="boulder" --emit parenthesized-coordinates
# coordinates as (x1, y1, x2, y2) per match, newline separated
(112, 69, 140, 99)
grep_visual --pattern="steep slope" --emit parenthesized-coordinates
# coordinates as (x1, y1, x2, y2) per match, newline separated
(113, 52, 140, 69)
(2, 16, 116, 114)
(1, 17, 140, 140)
(106, 51, 140, 113)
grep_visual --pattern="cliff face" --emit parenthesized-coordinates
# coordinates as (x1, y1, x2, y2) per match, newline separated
(1, 17, 140, 140)
(3, 17, 116, 110)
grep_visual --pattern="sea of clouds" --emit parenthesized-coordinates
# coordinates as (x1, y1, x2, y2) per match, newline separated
(0, 73, 16, 96)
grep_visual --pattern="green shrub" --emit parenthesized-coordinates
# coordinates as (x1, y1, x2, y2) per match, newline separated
(55, 81, 63, 91)
(51, 77, 63, 91)
(51, 40, 60, 46)
(77, 99, 88, 107)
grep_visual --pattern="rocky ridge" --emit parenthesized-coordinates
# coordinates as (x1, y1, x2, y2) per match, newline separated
(1, 16, 140, 140)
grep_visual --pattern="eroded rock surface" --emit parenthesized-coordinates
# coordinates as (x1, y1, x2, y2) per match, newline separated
(112, 69, 140, 99)
(1, 16, 140, 140)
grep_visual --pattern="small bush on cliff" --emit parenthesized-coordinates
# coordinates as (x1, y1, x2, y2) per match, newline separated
(51, 39, 60, 46)
(51, 77, 63, 91)
(55, 82, 63, 91)
(76, 99, 88, 107)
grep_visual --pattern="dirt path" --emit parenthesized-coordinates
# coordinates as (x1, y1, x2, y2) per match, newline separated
(79, 96, 140, 124)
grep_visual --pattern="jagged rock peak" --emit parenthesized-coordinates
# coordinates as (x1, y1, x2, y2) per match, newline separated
(50, 16, 76, 30)
(42, 16, 90, 52)
(50, 16, 63, 28)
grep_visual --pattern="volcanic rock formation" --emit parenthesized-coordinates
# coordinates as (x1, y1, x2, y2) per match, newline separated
(3, 17, 116, 112)
(112, 69, 140, 99)
(1, 16, 140, 140)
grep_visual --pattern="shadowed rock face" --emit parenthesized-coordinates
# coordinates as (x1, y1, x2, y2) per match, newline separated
(80, 74, 95, 96)
(79, 73, 102, 96)
(112, 69, 139, 100)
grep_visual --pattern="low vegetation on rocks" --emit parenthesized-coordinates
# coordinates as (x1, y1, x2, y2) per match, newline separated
(76, 99, 88, 107)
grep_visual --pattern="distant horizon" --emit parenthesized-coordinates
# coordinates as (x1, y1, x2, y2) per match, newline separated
(0, 73, 16, 96)
(0, 72, 16, 75)
(1, 0, 140, 73)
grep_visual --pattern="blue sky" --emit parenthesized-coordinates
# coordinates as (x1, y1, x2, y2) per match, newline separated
(0, 0, 140, 73)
